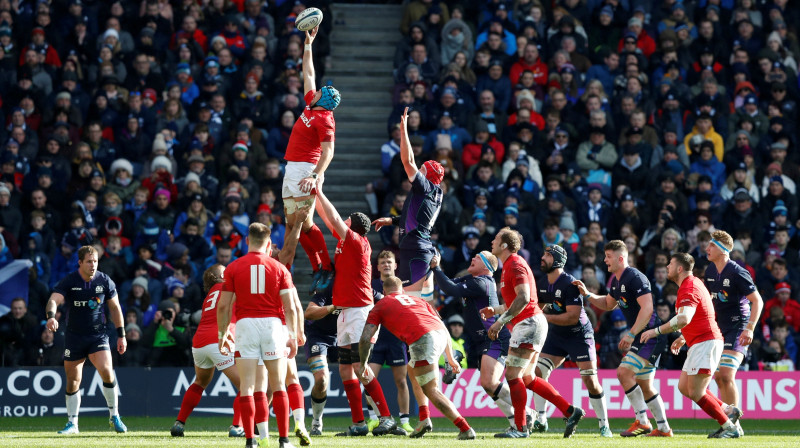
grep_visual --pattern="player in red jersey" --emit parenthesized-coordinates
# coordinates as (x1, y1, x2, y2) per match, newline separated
(217, 222, 299, 448)
(480, 228, 584, 439)
(640, 253, 742, 439)
(282, 26, 340, 292)
(313, 179, 396, 437)
(171, 264, 244, 437)
(358, 276, 476, 440)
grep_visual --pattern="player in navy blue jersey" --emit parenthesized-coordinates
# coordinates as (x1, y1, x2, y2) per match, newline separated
(704, 230, 763, 437)
(45, 245, 128, 435)
(373, 107, 444, 302)
(303, 284, 339, 436)
(366, 251, 413, 435)
(574, 240, 672, 437)
(535, 245, 611, 437)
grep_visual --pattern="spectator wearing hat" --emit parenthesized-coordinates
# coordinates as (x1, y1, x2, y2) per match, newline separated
(689, 140, 726, 194)
(400, 1, 450, 36)
(140, 188, 177, 234)
(768, 81, 797, 123)
(576, 125, 617, 176)
(463, 161, 504, 209)
(450, 226, 481, 276)
(106, 159, 140, 203)
(720, 160, 759, 204)
(587, 8, 622, 61)
(762, 173, 799, 223)
(462, 120, 505, 172)
(476, 58, 512, 113)
(683, 113, 724, 161)
(730, 93, 769, 139)
(763, 283, 800, 332)
(174, 212, 213, 266)
(723, 187, 766, 249)
(617, 17, 656, 58)
(609, 190, 643, 239)
(458, 187, 495, 231)
(423, 111, 471, 154)
(576, 183, 612, 234)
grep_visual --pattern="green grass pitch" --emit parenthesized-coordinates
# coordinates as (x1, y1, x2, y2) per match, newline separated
(1, 416, 799, 447)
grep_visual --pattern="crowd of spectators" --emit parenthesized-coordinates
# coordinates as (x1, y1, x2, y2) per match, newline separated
(371, 0, 800, 372)
(0, 0, 334, 368)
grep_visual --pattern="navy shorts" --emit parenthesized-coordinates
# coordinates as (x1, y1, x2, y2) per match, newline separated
(542, 328, 596, 363)
(397, 244, 437, 286)
(629, 332, 666, 365)
(370, 338, 408, 367)
(305, 333, 338, 362)
(477, 335, 509, 367)
(720, 324, 748, 354)
(64, 332, 110, 361)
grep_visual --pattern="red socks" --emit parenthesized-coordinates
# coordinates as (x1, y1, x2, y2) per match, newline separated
(177, 383, 204, 423)
(305, 225, 332, 270)
(343, 379, 365, 423)
(419, 404, 430, 421)
(698, 394, 729, 425)
(298, 230, 320, 270)
(254, 391, 268, 428)
(273, 390, 290, 437)
(363, 378, 391, 417)
(232, 392, 242, 427)
(706, 389, 725, 407)
(508, 377, 528, 431)
(288, 383, 304, 412)
(238, 395, 255, 439)
(525, 375, 571, 416)
(453, 416, 470, 432)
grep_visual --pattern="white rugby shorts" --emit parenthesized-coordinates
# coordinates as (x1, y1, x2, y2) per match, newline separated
(282, 161, 316, 199)
(509, 313, 548, 352)
(409, 329, 449, 368)
(193, 343, 235, 371)
(683, 339, 724, 376)
(337, 305, 377, 347)
(236, 317, 288, 361)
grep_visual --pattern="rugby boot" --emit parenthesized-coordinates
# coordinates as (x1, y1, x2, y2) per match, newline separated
(110, 415, 128, 433)
(335, 423, 368, 437)
(372, 416, 397, 436)
(409, 418, 433, 438)
(399, 422, 415, 433)
(58, 422, 79, 435)
(310, 420, 323, 436)
(719, 427, 741, 438)
(295, 426, 312, 446)
(171, 421, 185, 437)
(599, 426, 613, 437)
(645, 428, 674, 437)
(620, 420, 652, 437)
(279, 436, 297, 448)
(532, 419, 549, 432)
(563, 406, 585, 438)
(457, 428, 476, 440)
(494, 428, 529, 438)
(366, 418, 380, 432)
(229, 425, 245, 437)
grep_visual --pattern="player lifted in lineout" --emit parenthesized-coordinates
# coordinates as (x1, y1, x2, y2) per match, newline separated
(282, 25, 340, 293)
(359, 276, 476, 440)
(430, 250, 534, 432)
(373, 107, 444, 302)
(534, 245, 611, 437)
(48, 244, 128, 435)
(574, 240, 672, 437)
(314, 177, 397, 437)
(481, 228, 585, 439)
(703, 230, 762, 437)
(171, 264, 244, 438)
(640, 253, 743, 438)
(217, 222, 299, 448)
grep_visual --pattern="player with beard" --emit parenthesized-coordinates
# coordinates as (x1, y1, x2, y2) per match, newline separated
(481, 228, 585, 439)
(373, 107, 444, 302)
(430, 249, 536, 432)
(641, 253, 742, 439)
(534, 245, 611, 437)
(703, 230, 762, 437)
(573, 240, 672, 437)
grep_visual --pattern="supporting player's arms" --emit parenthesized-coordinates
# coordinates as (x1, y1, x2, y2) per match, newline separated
(358, 323, 379, 378)
(45, 292, 64, 332)
(641, 306, 696, 343)
(314, 184, 348, 238)
(292, 288, 305, 346)
(431, 266, 483, 300)
(398, 107, 418, 182)
(106, 294, 127, 355)
(217, 290, 236, 355)
(280, 288, 299, 359)
(545, 304, 581, 326)
(305, 301, 337, 320)
(741, 291, 763, 346)
(302, 27, 318, 95)
(572, 280, 617, 310)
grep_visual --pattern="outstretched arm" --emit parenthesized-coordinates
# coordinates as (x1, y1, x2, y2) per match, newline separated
(399, 107, 418, 182)
(314, 182, 348, 238)
(302, 27, 318, 95)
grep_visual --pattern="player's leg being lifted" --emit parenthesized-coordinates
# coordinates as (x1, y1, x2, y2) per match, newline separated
(617, 352, 671, 437)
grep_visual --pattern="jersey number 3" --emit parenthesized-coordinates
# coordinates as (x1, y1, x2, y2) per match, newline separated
(204, 290, 220, 312)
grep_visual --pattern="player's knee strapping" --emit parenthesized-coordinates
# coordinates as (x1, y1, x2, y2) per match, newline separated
(718, 353, 741, 371)
(338, 347, 352, 365)
(309, 358, 327, 373)
(620, 353, 644, 372)
(580, 368, 597, 377)
(284, 198, 297, 214)
(296, 197, 315, 210)
(537, 358, 555, 379)
(506, 355, 529, 368)
(350, 343, 360, 364)
(636, 365, 656, 380)
(415, 370, 437, 387)
(103, 380, 117, 388)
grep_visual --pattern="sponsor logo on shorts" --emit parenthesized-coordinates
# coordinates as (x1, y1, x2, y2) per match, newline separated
(265, 351, 276, 356)
(64, 349, 71, 357)
(311, 345, 320, 353)
(217, 358, 233, 367)
(71, 288, 82, 291)
(707, 278, 715, 282)
(392, 359, 404, 363)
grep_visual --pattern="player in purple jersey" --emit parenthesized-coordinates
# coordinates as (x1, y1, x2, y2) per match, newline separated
(535, 245, 611, 437)
(704, 230, 763, 437)
(574, 240, 672, 437)
(373, 107, 444, 302)
(430, 250, 535, 433)
(46, 245, 128, 435)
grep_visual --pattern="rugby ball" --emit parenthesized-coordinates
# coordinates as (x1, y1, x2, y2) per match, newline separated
(296, 7, 323, 32)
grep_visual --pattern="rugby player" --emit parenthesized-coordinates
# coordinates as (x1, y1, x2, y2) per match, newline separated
(303, 285, 338, 436)
(535, 245, 611, 437)
(47, 245, 128, 435)
(704, 230, 762, 437)
(574, 240, 672, 437)
(641, 253, 742, 438)
(482, 228, 585, 438)
(359, 276, 476, 440)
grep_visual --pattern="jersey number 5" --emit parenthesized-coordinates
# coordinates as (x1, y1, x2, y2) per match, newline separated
(204, 290, 220, 312)
(251, 265, 266, 294)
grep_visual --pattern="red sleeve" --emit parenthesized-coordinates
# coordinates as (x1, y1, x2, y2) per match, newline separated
(424, 300, 438, 318)
(222, 260, 236, 292)
(678, 287, 699, 309)
(304, 90, 316, 104)
(366, 302, 384, 326)
(316, 117, 335, 143)
(511, 263, 530, 286)
(279, 265, 294, 290)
